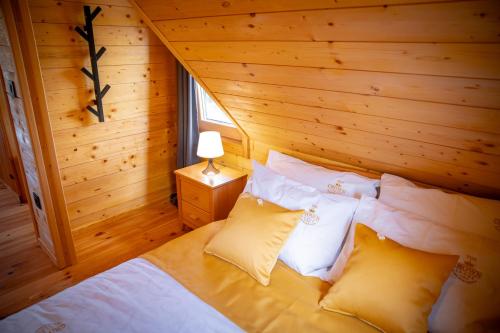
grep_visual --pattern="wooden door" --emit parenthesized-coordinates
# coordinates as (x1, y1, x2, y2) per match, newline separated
(0, 3, 64, 266)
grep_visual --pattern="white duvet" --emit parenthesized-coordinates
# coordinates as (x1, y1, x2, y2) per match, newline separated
(0, 258, 243, 333)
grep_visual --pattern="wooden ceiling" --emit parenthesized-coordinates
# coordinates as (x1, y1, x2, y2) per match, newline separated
(132, 0, 500, 198)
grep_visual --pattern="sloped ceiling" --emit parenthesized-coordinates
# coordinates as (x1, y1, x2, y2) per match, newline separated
(131, 0, 500, 198)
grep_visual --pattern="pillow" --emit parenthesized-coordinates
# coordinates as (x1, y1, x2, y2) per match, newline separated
(204, 194, 303, 286)
(320, 223, 458, 333)
(328, 196, 500, 333)
(265, 150, 379, 198)
(250, 161, 359, 277)
(379, 173, 500, 242)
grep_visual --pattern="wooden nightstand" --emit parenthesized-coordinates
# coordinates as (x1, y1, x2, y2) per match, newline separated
(175, 162, 247, 229)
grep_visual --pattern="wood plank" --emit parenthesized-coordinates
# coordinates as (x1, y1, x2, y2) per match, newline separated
(29, 0, 132, 7)
(220, 94, 500, 159)
(74, 212, 180, 261)
(72, 199, 177, 248)
(129, 0, 250, 157)
(49, 97, 175, 131)
(33, 23, 162, 46)
(208, 79, 500, 136)
(158, 1, 500, 43)
(46, 79, 175, 112)
(56, 128, 176, 168)
(244, 123, 500, 191)
(70, 189, 171, 230)
(60, 144, 175, 187)
(66, 173, 173, 220)
(174, 41, 500, 79)
(63, 160, 172, 203)
(243, 125, 500, 197)
(0, 201, 183, 318)
(42, 62, 174, 91)
(229, 108, 500, 173)
(192, 61, 500, 109)
(250, 140, 466, 188)
(136, 0, 456, 21)
(241, 122, 500, 188)
(30, 0, 145, 26)
(0, 180, 57, 296)
(222, 137, 244, 157)
(20, 0, 180, 266)
(37, 45, 170, 68)
(123, 0, 500, 199)
(53, 113, 174, 149)
(1, 1, 67, 266)
(215, 150, 252, 173)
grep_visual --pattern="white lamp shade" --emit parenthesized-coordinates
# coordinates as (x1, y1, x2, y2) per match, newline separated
(197, 131, 224, 158)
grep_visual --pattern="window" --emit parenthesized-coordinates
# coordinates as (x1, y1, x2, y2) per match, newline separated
(195, 82, 234, 127)
(195, 82, 240, 141)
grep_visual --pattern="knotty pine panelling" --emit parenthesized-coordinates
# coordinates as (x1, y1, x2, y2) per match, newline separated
(134, 0, 500, 198)
(28, 0, 178, 238)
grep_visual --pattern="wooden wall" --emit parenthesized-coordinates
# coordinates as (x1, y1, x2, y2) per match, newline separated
(0, 6, 54, 251)
(27, 0, 178, 256)
(133, 0, 500, 198)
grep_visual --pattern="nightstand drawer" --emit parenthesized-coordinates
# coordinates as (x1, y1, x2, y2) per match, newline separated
(181, 179, 210, 211)
(175, 162, 247, 232)
(182, 201, 211, 228)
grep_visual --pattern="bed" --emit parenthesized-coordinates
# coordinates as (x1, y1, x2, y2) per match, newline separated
(2, 151, 498, 333)
(0, 221, 377, 333)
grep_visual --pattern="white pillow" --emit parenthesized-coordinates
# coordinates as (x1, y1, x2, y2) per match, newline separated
(266, 150, 379, 198)
(250, 161, 359, 278)
(379, 173, 500, 242)
(328, 196, 500, 333)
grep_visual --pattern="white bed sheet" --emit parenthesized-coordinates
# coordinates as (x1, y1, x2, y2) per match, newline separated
(0, 258, 243, 333)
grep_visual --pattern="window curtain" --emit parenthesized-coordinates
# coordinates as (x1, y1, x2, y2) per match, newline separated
(176, 62, 200, 168)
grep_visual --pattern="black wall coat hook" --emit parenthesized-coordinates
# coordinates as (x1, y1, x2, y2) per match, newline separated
(75, 6, 110, 122)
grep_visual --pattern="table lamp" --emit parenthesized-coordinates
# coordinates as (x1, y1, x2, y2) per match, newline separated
(197, 131, 224, 175)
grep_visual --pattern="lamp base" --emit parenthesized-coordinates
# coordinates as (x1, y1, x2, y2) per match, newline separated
(202, 158, 220, 175)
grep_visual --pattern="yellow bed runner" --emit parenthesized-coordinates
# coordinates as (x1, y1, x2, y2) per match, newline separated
(142, 221, 378, 333)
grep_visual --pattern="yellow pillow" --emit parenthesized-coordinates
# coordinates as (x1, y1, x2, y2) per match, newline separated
(320, 224, 458, 333)
(204, 194, 303, 286)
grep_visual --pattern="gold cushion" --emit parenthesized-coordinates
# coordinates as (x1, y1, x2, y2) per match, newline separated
(204, 194, 303, 286)
(320, 223, 458, 333)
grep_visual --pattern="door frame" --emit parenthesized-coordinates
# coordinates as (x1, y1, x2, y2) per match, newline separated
(1, 0, 77, 267)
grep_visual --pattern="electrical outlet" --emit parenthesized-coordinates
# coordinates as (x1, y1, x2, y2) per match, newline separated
(33, 192, 42, 210)
(7, 79, 18, 98)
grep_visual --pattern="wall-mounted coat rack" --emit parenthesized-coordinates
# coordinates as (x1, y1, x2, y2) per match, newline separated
(75, 6, 110, 122)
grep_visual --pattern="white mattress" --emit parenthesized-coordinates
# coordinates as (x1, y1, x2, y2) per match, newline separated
(0, 258, 243, 333)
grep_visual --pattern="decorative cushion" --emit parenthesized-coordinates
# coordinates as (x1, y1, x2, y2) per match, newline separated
(265, 150, 379, 198)
(204, 194, 303, 286)
(328, 196, 500, 333)
(250, 161, 359, 277)
(379, 173, 500, 242)
(320, 223, 458, 333)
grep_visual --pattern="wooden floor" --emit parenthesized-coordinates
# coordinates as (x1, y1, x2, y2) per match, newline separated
(0, 181, 58, 312)
(0, 181, 183, 318)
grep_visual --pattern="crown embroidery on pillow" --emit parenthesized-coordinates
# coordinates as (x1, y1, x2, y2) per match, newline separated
(494, 218, 500, 231)
(453, 255, 482, 284)
(301, 205, 320, 225)
(328, 181, 345, 195)
(36, 322, 66, 333)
